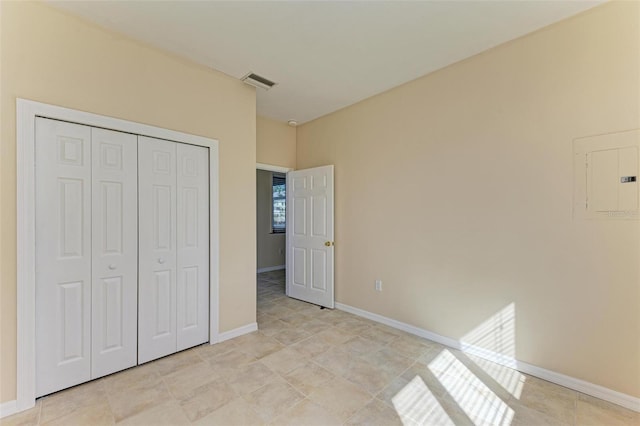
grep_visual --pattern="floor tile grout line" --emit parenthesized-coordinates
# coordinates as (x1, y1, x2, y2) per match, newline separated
(342, 394, 376, 426)
(14, 272, 635, 426)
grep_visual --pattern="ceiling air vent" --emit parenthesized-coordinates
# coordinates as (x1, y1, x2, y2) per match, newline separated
(241, 72, 277, 90)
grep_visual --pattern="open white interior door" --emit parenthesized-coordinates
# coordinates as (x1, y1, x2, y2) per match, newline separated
(286, 165, 334, 308)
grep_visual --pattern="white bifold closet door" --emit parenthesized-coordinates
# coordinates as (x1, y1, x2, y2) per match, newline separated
(138, 137, 209, 364)
(176, 143, 210, 351)
(35, 118, 138, 397)
(90, 127, 138, 379)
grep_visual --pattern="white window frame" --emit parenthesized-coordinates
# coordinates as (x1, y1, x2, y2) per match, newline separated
(272, 173, 287, 233)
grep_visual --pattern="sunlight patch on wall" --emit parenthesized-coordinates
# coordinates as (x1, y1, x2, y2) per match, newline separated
(459, 303, 525, 398)
(428, 350, 514, 426)
(461, 303, 516, 359)
(392, 375, 455, 426)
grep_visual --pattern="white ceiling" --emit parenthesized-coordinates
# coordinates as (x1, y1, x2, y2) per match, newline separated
(49, 1, 602, 124)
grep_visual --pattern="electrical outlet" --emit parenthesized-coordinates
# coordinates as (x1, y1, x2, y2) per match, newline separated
(375, 280, 382, 291)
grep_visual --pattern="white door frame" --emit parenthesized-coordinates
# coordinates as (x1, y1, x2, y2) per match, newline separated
(256, 163, 292, 174)
(15, 99, 220, 413)
(255, 163, 293, 273)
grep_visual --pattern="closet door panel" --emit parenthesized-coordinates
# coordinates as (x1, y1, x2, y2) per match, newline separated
(138, 136, 177, 363)
(91, 128, 138, 378)
(176, 144, 209, 350)
(35, 118, 92, 397)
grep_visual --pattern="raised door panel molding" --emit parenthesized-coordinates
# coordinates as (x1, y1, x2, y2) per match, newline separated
(35, 117, 92, 397)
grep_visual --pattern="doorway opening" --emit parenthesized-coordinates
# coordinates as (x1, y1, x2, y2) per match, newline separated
(256, 163, 292, 308)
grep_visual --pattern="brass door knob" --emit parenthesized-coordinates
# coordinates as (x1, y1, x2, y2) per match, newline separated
(325, 241, 331, 246)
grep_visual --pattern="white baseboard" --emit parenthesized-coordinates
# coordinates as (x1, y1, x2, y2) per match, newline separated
(257, 265, 285, 274)
(215, 322, 258, 343)
(335, 302, 640, 413)
(0, 400, 18, 419)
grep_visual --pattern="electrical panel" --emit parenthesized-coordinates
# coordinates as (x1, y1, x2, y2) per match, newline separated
(574, 129, 639, 220)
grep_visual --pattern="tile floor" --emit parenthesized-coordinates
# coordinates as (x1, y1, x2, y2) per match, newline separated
(2, 269, 639, 425)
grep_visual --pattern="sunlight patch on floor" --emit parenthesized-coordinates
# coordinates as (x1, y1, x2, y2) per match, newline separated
(392, 375, 455, 426)
(467, 354, 525, 400)
(428, 350, 514, 426)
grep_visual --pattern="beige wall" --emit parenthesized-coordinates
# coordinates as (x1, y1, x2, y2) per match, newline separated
(297, 2, 640, 397)
(256, 115, 296, 169)
(0, 2, 257, 402)
(256, 170, 286, 270)
(255, 116, 294, 271)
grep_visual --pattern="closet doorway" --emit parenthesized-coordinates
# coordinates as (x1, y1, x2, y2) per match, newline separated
(16, 99, 220, 412)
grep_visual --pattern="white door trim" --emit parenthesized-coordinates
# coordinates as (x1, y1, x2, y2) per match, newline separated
(255, 163, 292, 275)
(16, 98, 220, 413)
(256, 162, 293, 173)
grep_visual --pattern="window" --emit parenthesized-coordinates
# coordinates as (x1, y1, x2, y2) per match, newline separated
(272, 174, 286, 233)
